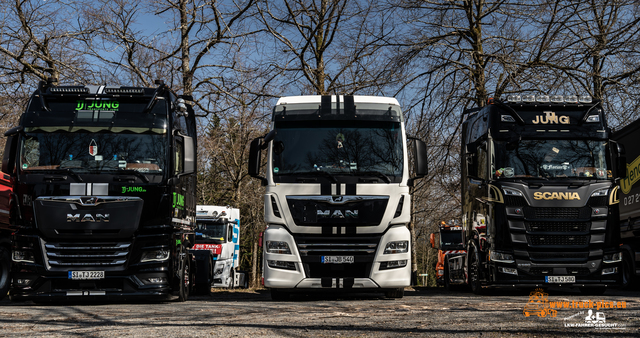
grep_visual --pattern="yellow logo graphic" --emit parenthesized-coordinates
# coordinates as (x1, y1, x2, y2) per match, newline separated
(620, 155, 640, 194)
(523, 288, 558, 318)
(532, 111, 570, 125)
(533, 192, 581, 200)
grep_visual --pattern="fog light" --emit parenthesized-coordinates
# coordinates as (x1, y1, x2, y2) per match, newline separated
(141, 249, 170, 262)
(602, 267, 618, 275)
(603, 252, 622, 263)
(379, 260, 407, 270)
(12, 250, 35, 263)
(267, 260, 297, 271)
(145, 277, 168, 284)
(498, 267, 518, 275)
(14, 278, 33, 286)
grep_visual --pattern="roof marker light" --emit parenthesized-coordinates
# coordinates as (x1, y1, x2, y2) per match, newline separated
(506, 95, 521, 103)
(579, 95, 593, 103)
(536, 95, 550, 103)
(586, 115, 600, 123)
(550, 95, 563, 103)
(522, 95, 535, 103)
(501, 115, 516, 122)
(565, 95, 578, 103)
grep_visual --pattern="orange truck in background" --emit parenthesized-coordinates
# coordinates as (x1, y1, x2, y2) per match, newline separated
(430, 221, 465, 289)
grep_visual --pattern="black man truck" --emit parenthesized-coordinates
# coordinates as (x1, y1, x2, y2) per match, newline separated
(2, 80, 197, 301)
(249, 95, 428, 300)
(450, 94, 625, 294)
(192, 205, 246, 294)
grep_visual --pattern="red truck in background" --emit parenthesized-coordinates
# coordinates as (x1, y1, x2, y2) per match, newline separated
(0, 171, 13, 300)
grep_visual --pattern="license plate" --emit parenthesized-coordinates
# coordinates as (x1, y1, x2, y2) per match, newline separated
(545, 276, 575, 283)
(69, 271, 105, 280)
(321, 256, 354, 264)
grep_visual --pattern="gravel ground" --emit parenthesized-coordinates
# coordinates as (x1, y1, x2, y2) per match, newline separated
(0, 287, 638, 337)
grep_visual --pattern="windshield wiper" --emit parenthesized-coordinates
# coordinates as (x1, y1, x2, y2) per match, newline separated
(354, 171, 391, 183)
(48, 168, 84, 182)
(114, 169, 150, 183)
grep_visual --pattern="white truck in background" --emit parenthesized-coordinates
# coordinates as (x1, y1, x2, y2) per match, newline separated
(192, 205, 247, 294)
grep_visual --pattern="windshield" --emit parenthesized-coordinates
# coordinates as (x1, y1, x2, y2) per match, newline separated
(494, 139, 609, 180)
(272, 121, 403, 181)
(195, 221, 226, 243)
(440, 231, 464, 248)
(20, 131, 166, 173)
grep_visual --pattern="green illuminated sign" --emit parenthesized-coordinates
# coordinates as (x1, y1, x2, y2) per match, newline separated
(76, 100, 120, 111)
(173, 192, 185, 209)
(121, 186, 147, 193)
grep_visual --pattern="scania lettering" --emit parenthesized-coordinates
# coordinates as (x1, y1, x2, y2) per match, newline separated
(452, 94, 624, 294)
(2, 80, 198, 301)
(249, 95, 427, 300)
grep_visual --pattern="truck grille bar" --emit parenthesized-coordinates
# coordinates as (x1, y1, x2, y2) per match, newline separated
(43, 241, 131, 268)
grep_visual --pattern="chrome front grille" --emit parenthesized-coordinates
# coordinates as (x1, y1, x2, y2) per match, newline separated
(43, 241, 131, 268)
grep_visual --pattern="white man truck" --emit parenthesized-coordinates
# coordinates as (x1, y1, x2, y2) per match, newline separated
(192, 205, 246, 294)
(249, 95, 428, 300)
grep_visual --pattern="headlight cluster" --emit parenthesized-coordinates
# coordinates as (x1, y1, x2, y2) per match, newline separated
(140, 249, 170, 262)
(266, 241, 292, 254)
(490, 251, 514, 264)
(383, 241, 408, 254)
(603, 252, 622, 263)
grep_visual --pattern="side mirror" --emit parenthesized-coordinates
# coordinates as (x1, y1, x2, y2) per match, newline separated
(429, 233, 437, 249)
(183, 135, 195, 174)
(249, 137, 267, 186)
(408, 137, 428, 186)
(2, 134, 18, 175)
(614, 141, 627, 179)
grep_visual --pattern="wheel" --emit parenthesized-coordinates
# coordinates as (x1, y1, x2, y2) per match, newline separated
(0, 248, 10, 301)
(385, 288, 404, 299)
(228, 269, 235, 289)
(177, 255, 190, 302)
(444, 261, 453, 291)
(579, 287, 606, 296)
(622, 251, 636, 290)
(469, 248, 484, 295)
(194, 256, 212, 295)
(270, 288, 290, 301)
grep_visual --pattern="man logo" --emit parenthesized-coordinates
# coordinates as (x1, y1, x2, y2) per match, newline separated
(317, 209, 359, 219)
(67, 214, 110, 222)
(533, 192, 580, 200)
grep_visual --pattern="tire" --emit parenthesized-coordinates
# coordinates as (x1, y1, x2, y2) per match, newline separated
(229, 269, 235, 289)
(469, 247, 484, 295)
(579, 287, 606, 296)
(385, 288, 404, 299)
(177, 255, 190, 302)
(194, 256, 212, 295)
(622, 251, 636, 290)
(0, 248, 10, 301)
(270, 288, 290, 301)
(444, 261, 453, 291)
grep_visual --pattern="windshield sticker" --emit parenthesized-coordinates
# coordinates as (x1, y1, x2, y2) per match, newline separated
(89, 139, 98, 156)
(336, 133, 345, 148)
(273, 167, 279, 173)
(76, 100, 120, 111)
(22, 163, 28, 169)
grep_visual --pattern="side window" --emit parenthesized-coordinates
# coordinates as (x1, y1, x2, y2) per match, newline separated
(227, 224, 233, 243)
(174, 137, 184, 175)
(478, 143, 488, 180)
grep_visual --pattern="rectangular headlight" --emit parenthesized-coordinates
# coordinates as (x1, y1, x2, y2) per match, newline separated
(266, 241, 292, 254)
(12, 250, 35, 263)
(603, 252, 622, 263)
(490, 251, 514, 263)
(140, 249, 170, 262)
(384, 241, 409, 254)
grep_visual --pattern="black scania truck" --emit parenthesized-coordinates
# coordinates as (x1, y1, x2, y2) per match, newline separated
(448, 94, 625, 294)
(2, 79, 197, 301)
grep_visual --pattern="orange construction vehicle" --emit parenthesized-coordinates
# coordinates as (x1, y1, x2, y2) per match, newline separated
(430, 221, 465, 289)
